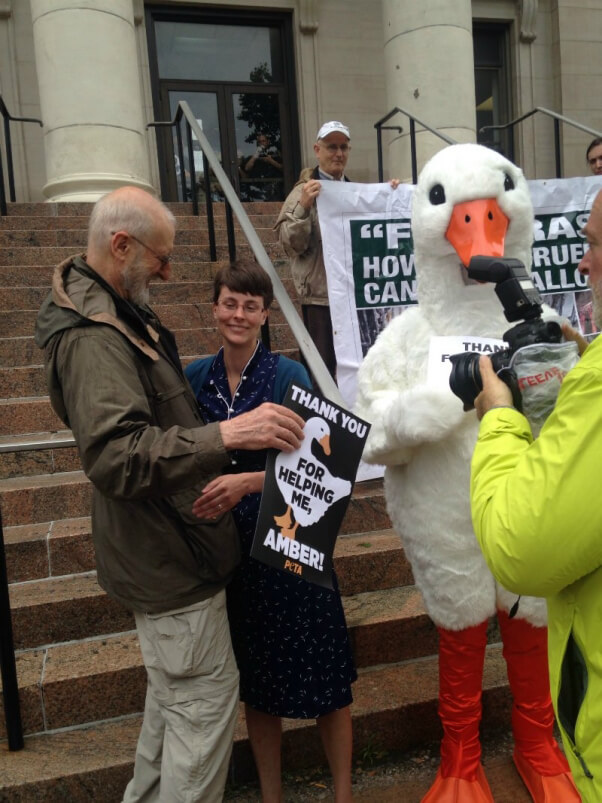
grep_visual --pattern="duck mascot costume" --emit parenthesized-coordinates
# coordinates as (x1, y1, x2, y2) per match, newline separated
(354, 144, 579, 802)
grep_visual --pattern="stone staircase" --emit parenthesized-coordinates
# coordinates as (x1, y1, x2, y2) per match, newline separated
(0, 201, 514, 801)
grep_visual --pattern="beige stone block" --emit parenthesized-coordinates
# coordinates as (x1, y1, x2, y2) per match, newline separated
(383, 0, 472, 36)
(33, 12, 142, 131)
(556, 6, 602, 40)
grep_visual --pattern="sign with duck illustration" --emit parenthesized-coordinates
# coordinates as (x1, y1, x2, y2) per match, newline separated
(251, 382, 370, 588)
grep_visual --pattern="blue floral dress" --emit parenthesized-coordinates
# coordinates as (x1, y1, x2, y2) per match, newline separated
(186, 342, 356, 718)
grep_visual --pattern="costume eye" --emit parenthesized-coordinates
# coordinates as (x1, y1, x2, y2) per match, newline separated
(429, 183, 446, 205)
(504, 172, 515, 191)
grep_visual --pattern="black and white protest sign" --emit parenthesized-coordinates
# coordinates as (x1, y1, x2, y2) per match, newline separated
(251, 383, 370, 588)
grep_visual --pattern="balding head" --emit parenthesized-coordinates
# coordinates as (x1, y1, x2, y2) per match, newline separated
(85, 186, 176, 302)
(87, 186, 175, 257)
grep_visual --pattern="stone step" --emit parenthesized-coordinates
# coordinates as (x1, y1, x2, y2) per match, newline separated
(0, 321, 297, 369)
(0, 240, 284, 268)
(5, 528, 398, 652)
(4, 201, 282, 217)
(0, 301, 296, 340)
(0, 274, 295, 313)
(0, 213, 280, 231)
(4, 518, 406, 587)
(0, 470, 93, 527)
(4, 516, 93, 583)
(0, 337, 40, 367)
(9, 572, 134, 651)
(6, 571, 426, 659)
(0, 310, 39, 337)
(0, 226, 279, 251)
(0, 365, 50, 398)
(0, 252, 290, 288)
(0, 647, 513, 801)
(0, 467, 387, 529)
(0, 431, 78, 477)
(0, 343, 300, 401)
(4, 579, 438, 729)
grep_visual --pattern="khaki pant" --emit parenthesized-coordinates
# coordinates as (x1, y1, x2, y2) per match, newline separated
(122, 591, 239, 803)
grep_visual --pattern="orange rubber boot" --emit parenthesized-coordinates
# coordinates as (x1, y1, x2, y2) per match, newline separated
(497, 609, 580, 802)
(421, 622, 494, 803)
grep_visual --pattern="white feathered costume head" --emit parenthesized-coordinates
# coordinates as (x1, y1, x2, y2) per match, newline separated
(411, 143, 534, 337)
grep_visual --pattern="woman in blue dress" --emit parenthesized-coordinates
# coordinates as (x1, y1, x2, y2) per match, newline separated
(186, 259, 356, 803)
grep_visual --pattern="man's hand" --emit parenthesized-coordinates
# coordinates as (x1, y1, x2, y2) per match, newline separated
(220, 402, 305, 452)
(474, 356, 514, 420)
(389, 178, 400, 189)
(300, 179, 321, 210)
(561, 321, 588, 356)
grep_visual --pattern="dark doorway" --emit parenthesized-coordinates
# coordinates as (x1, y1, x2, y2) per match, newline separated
(473, 23, 512, 158)
(146, 8, 300, 203)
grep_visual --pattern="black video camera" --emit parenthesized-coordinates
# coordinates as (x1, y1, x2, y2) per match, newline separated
(448, 256, 562, 411)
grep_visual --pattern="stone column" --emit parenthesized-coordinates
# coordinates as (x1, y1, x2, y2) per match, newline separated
(30, 0, 153, 200)
(381, 0, 476, 181)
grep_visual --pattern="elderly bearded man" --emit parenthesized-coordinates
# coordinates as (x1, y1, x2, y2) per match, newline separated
(35, 186, 305, 803)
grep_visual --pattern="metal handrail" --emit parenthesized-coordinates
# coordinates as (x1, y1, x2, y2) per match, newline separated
(375, 106, 456, 184)
(0, 95, 43, 216)
(149, 101, 343, 406)
(480, 106, 602, 178)
(0, 436, 75, 752)
(0, 505, 23, 750)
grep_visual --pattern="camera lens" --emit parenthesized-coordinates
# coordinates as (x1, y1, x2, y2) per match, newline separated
(449, 353, 482, 411)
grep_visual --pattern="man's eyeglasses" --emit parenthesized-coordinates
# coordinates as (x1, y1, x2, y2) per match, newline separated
(218, 299, 264, 315)
(123, 232, 172, 269)
(321, 143, 350, 154)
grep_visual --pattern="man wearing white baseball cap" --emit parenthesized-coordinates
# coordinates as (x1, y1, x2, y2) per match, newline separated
(274, 121, 353, 378)
(276, 121, 397, 379)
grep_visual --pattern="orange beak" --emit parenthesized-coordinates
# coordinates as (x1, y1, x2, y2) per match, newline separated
(319, 434, 331, 456)
(445, 198, 509, 267)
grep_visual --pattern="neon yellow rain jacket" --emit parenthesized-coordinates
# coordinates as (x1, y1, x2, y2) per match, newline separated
(471, 334, 602, 802)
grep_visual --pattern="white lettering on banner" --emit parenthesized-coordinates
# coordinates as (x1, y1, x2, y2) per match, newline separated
(263, 527, 325, 571)
(360, 222, 383, 239)
(386, 221, 412, 249)
(360, 221, 412, 247)
(532, 273, 545, 292)
(532, 213, 589, 242)
(362, 253, 415, 278)
(532, 245, 586, 270)
(364, 280, 417, 305)
(531, 264, 588, 292)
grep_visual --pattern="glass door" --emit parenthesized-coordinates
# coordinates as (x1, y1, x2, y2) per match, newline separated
(163, 88, 222, 201)
(234, 90, 285, 202)
(148, 11, 299, 203)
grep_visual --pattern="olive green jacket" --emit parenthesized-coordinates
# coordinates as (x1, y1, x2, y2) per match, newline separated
(35, 256, 240, 613)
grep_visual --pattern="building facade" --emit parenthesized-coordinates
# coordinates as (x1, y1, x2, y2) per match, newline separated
(1, 0, 601, 202)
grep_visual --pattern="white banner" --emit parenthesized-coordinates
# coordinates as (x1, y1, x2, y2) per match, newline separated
(318, 175, 602, 411)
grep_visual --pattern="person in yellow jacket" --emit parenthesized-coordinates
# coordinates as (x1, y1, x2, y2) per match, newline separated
(470, 188, 602, 803)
